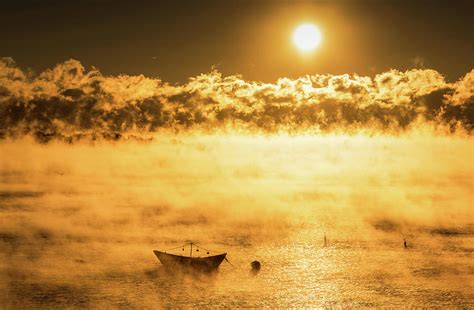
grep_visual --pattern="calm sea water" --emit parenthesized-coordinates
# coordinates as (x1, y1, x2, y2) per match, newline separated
(1, 203, 473, 309)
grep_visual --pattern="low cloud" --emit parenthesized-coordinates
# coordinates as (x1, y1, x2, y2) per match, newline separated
(0, 58, 473, 142)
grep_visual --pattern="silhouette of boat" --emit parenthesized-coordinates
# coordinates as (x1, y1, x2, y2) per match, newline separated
(153, 242, 227, 270)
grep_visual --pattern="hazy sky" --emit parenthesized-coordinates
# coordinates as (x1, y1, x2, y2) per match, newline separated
(1, 0, 473, 82)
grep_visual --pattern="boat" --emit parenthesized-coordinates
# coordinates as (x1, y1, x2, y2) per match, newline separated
(153, 242, 227, 271)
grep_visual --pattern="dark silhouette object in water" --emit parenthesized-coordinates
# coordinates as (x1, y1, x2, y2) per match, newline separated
(153, 242, 226, 272)
(404, 239, 407, 248)
(250, 260, 261, 275)
(324, 233, 327, 247)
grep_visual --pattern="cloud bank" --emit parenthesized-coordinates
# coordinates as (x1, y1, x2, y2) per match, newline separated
(0, 58, 473, 142)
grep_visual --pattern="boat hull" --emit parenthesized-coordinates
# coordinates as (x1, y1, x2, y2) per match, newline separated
(153, 250, 226, 270)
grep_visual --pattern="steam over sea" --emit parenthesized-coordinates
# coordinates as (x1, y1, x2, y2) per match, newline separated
(1, 133, 473, 308)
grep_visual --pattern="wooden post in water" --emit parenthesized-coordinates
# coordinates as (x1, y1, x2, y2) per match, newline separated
(190, 242, 193, 257)
(324, 233, 327, 247)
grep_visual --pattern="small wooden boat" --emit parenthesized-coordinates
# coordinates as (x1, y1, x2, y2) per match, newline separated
(153, 242, 227, 271)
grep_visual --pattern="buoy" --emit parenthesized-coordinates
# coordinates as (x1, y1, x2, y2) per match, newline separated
(251, 260, 261, 272)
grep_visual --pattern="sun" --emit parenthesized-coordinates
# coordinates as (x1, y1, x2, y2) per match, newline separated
(293, 23, 322, 52)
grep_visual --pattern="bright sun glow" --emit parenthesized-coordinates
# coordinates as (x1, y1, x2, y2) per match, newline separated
(293, 23, 322, 52)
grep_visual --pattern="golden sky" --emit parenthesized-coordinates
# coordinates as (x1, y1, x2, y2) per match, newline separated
(0, 0, 473, 82)
(0, 0, 472, 140)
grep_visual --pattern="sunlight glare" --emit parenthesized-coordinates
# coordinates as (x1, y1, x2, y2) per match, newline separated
(293, 23, 322, 52)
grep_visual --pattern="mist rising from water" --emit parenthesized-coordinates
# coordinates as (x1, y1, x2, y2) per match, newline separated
(1, 132, 473, 307)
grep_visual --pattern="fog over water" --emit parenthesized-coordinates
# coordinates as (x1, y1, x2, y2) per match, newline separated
(0, 132, 473, 308)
